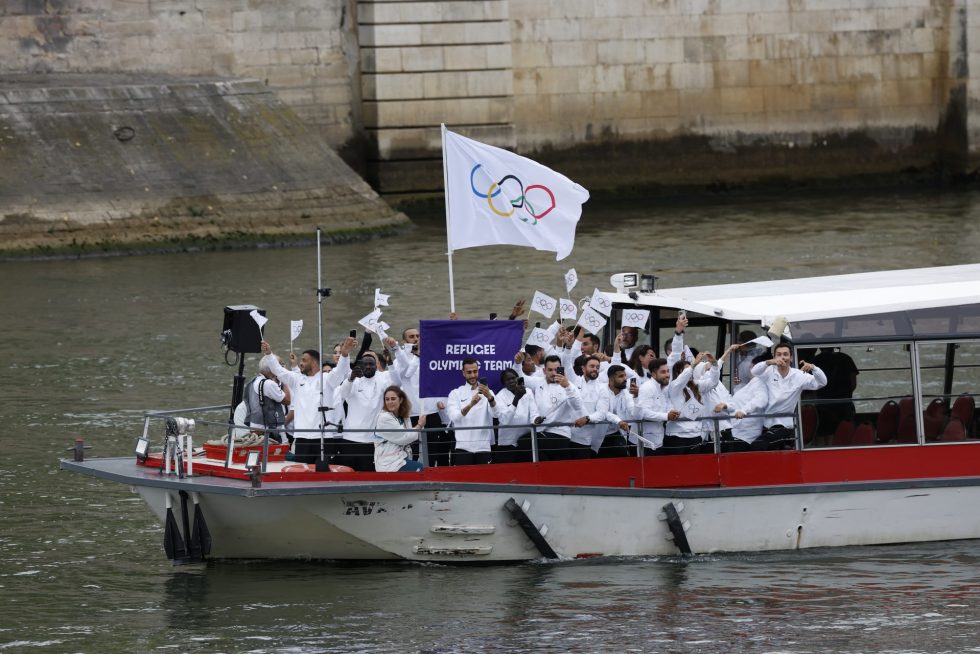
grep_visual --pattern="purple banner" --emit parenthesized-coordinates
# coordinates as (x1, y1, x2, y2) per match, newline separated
(419, 320, 525, 398)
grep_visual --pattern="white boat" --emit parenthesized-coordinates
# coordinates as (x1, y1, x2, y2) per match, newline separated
(61, 264, 980, 562)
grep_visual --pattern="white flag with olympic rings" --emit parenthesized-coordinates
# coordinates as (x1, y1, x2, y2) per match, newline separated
(444, 129, 590, 261)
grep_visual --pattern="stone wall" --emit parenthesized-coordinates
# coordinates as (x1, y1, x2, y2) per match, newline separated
(3, 0, 980, 197)
(0, 0, 359, 147)
(362, 0, 980, 194)
(357, 0, 516, 193)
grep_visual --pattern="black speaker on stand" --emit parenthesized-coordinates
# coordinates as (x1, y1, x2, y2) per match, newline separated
(221, 305, 266, 425)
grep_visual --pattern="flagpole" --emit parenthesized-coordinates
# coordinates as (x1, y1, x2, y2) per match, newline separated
(441, 123, 456, 314)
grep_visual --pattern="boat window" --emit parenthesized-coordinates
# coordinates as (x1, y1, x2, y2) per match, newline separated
(658, 321, 718, 361)
(917, 341, 980, 442)
(790, 304, 980, 343)
(792, 313, 910, 343)
(910, 305, 980, 338)
(800, 343, 915, 449)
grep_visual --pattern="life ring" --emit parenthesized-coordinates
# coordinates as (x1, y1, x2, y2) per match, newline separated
(281, 463, 314, 473)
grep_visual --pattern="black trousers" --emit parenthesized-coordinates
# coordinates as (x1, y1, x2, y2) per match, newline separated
(414, 412, 453, 467)
(451, 449, 492, 465)
(330, 439, 376, 471)
(657, 435, 710, 455)
(753, 425, 795, 451)
(567, 441, 593, 460)
(492, 432, 533, 464)
(293, 438, 330, 464)
(720, 432, 752, 453)
(597, 433, 631, 458)
(536, 432, 574, 461)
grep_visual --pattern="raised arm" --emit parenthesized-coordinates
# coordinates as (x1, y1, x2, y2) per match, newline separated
(799, 362, 828, 390)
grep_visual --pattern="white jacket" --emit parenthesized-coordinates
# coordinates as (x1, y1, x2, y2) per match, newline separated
(373, 411, 418, 472)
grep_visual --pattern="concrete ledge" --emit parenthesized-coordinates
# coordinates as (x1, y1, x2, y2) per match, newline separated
(0, 73, 409, 255)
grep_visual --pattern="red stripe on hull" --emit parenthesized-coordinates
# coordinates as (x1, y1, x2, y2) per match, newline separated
(147, 442, 980, 489)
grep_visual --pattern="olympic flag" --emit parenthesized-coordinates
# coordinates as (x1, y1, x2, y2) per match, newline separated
(443, 128, 589, 261)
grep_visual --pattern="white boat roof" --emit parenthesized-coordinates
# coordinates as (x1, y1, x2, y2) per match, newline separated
(607, 264, 980, 325)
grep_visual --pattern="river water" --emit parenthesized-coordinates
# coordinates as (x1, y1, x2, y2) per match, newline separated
(2, 189, 980, 653)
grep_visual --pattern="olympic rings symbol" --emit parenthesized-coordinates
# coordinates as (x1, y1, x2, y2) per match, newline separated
(470, 164, 556, 225)
(623, 312, 647, 323)
(534, 297, 555, 311)
(583, 314, 603, 329)
(594, 295, 611, 310)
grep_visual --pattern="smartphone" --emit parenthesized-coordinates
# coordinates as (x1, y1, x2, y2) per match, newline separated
(556, 366, 565, 376)
(535, 321, 541, 328)
(489, 312, 497, 320)
(478, 377, 488, 387)
(678, 310, 687, 320)
(349, 329, 357, 338)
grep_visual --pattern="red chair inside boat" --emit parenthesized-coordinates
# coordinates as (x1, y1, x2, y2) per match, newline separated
(896, 413, 918, 443)
(851, 422, 875, 446)
(875, 400, 899, 443)
(898, 397, 914, 422)
(950, 395, 975, 434)
(801, 404, 818, 447)
(941, 418, 967, 442)
(831, 420, 854, 447)
(923, 398, 946, 441)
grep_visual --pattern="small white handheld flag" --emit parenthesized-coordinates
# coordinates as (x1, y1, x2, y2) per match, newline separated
(621, 308, 650, 329)
(374, 288, 390, 308)
(589, 288, 613, 317)
(559, 298, 578, 321)
(249, 309, 268, 333)
(290, 320, 303, 342)
(564, 268, 578, 294)
(358, 308, 383, 334)
(748, 335, 775, 348)
(444, 129, 590, 260)
(526, 327, 552, 347)
(577, 307, 607, 333)
(530, 290, 557, 319)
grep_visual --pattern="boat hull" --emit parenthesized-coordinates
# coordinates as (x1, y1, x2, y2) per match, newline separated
(66, 456, 980, 562)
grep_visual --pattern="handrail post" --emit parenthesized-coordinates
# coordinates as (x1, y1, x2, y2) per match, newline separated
(636, 421, 644, 457)
(224, 419, 235, 469)
(261, 430, 270, 473)
(530, 424, 539, 463)
(713, 417, 721, 454)
(419, 425, 431, 467)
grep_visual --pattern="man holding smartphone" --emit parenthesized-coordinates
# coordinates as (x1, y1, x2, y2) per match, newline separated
(493, 369, 535, 464)
(533, 355, 586, 460)
(446, 358, 498, 465)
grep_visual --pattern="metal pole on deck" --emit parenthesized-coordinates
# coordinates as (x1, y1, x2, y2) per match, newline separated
(315, 227, 333, 472)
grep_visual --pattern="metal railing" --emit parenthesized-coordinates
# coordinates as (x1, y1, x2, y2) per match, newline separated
(143, 406, 805, 475)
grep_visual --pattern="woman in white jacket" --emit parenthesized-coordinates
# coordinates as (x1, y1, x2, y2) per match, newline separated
(664, 354, 714, 454)
(373, 386, 424, 472)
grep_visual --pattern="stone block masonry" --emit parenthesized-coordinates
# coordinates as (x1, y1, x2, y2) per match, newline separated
(0, 0, 359, 148)
(3, 0, 980, 205)
(358, 0, 515, 194)
(359, 0, 980, 194)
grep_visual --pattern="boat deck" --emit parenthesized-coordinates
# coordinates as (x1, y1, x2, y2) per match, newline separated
(61, 445, 980, 499)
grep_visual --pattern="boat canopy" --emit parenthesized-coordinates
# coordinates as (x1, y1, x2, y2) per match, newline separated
(606, 264, 980, 326)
